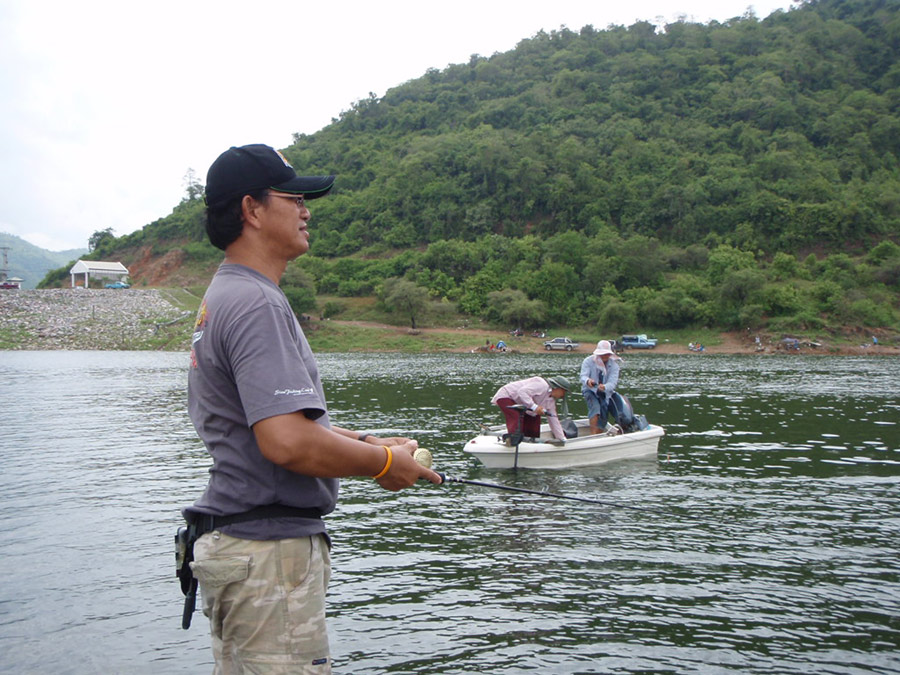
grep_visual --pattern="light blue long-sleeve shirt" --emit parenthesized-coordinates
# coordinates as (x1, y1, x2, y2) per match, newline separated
(579, 355, 620, 400)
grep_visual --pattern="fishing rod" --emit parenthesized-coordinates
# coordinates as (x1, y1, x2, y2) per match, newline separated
(413, 448, 659, 512)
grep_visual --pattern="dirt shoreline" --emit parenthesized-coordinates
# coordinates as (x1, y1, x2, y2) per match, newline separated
(2, 291, 897, 355)
(336, 321, 900, 356)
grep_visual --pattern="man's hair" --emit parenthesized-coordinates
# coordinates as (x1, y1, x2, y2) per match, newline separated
(205, 188, 268, 251)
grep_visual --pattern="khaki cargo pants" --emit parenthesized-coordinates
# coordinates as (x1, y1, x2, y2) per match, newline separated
(191, 531, 331, 674)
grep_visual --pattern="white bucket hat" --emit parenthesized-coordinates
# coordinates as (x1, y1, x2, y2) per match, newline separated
(592, 340, 615, 356)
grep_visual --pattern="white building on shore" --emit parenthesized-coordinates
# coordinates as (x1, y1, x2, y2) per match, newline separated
(69, 260, 130, 288)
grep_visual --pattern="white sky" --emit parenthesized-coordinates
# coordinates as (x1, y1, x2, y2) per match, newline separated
(0, 0, 795, 252)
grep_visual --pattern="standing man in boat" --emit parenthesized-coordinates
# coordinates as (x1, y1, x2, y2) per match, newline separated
(580, 339, 623, 435)
(491, 375, 572, 443)
(182, 143, 441, 673)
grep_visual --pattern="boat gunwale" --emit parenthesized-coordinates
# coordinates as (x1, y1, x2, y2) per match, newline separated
(464, 422, 665, 458)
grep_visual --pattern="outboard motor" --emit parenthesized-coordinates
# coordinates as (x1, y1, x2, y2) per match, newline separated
(609, 392, 649, 433)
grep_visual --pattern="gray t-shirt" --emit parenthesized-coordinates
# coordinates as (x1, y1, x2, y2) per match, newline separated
(186, 263, 338, 540)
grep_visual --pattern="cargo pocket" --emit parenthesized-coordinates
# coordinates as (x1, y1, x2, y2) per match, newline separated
(190, 556, 251, 588)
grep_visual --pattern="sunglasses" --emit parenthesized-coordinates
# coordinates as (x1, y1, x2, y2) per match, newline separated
(266, 192, 305, 208)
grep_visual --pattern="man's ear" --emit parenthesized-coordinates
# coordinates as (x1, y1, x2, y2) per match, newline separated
(241, 195, 265, 231)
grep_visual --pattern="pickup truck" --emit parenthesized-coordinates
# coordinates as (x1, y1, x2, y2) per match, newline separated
(620, 334, 657, 349)
(544, 337, 580, 351)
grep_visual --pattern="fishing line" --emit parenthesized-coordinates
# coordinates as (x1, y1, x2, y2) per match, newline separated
(436, 473, 660, 511)
(414, 447, 659, 512)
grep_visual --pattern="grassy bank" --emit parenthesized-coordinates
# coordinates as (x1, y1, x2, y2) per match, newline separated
(303, 322, 480, 353)
(3, 287, 897, 354)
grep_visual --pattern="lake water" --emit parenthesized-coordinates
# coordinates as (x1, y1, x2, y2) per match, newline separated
(0, 350, 898, 674)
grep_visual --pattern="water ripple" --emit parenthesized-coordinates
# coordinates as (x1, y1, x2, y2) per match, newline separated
(0, 352, 898, 673)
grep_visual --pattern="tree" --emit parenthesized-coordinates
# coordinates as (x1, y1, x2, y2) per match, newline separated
(457, 263, 504, 316)
(485, 288, 546, 328)
(282, 287, 317, 316)
(88, 228, 115, 252)
(707, 245, 757, 286)
(281, 265, 319, 315)
(182, 168, 204, 201)
(381, 277, 430, 329)
(597, 299, 637, 335)
(618, 235, 666, 289)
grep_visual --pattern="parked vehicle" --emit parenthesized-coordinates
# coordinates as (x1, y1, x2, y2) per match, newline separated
(104, 281, 130, 289)
(0, 281, 19, 289)
(543, 337, 580, 351)
(620, 334, 657, 349)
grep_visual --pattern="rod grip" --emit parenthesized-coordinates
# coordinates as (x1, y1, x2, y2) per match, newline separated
(413, 447, 433, 468)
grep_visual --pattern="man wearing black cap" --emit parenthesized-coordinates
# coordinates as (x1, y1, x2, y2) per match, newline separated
(183, 144, 440, 672)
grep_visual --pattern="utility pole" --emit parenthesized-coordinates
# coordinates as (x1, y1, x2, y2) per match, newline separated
(0, 246, 9, 281)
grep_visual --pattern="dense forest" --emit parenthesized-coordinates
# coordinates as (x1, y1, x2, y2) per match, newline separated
(53, 0, 900, 336)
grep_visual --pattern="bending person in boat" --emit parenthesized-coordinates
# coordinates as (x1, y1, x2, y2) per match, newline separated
(580, 339, 623, 435)
(491, 375, 572, 444)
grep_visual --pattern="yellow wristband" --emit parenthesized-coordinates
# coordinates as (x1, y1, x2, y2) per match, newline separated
(373, 446, 393, 479)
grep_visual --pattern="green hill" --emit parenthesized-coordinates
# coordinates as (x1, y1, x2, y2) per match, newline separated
(41, 0, 900, 340)
(0, 232, 86, 289)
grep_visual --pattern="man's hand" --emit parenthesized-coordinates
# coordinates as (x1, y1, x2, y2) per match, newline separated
(375, 441, 441, 491)
(369, 435, 417, 448)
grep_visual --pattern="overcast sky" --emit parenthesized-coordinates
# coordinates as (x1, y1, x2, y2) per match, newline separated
(0, 0, 795, 252)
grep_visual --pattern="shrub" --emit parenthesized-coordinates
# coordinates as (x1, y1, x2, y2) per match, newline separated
(769, 252, 800, 281)
(768, 311, 824, 332)
(597, 300, 637, 334)
(181, 241, 220, 262)
(282, 287, 317, 315)
(874, 259, 900, 288)
(336, 279, 371, 296)
(810, 280, 844, 313)
(845, 299, 895, 327)
(867, 241, 900, 265)
(738, 304, 766, 329)
(761, 283, 803, 316)
(322, 301, 345, 318)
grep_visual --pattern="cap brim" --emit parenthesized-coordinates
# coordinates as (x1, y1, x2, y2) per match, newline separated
(271, 175, 335, 200)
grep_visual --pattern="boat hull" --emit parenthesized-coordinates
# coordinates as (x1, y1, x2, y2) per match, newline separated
(464, 420, 664, 469)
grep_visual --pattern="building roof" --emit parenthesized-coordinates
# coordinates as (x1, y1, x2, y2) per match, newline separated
(69, 260, 129, 274)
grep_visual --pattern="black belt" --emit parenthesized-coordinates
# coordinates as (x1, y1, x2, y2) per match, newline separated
(184, 504, 322, 536)
(177, 504, 322, 630)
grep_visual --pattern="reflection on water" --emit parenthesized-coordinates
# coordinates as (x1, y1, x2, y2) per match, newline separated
(0, 351, 897, 674)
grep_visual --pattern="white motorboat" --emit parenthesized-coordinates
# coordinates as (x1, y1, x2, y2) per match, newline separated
(463, 418, 665, 469)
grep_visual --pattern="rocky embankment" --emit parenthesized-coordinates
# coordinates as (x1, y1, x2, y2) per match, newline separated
(1, 289, 192, 350)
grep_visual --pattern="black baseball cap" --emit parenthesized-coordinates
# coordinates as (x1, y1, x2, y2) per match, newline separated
(205, 144, 335, 208)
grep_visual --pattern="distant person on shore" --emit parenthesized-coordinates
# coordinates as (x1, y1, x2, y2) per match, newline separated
(491, 375, 571, 443)
(181, 143, 440, 672)
(580, 340, 623, 435)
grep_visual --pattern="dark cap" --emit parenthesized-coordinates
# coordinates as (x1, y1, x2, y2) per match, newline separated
(547, 375, 572, 392)
(205, 144, 335, 208)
